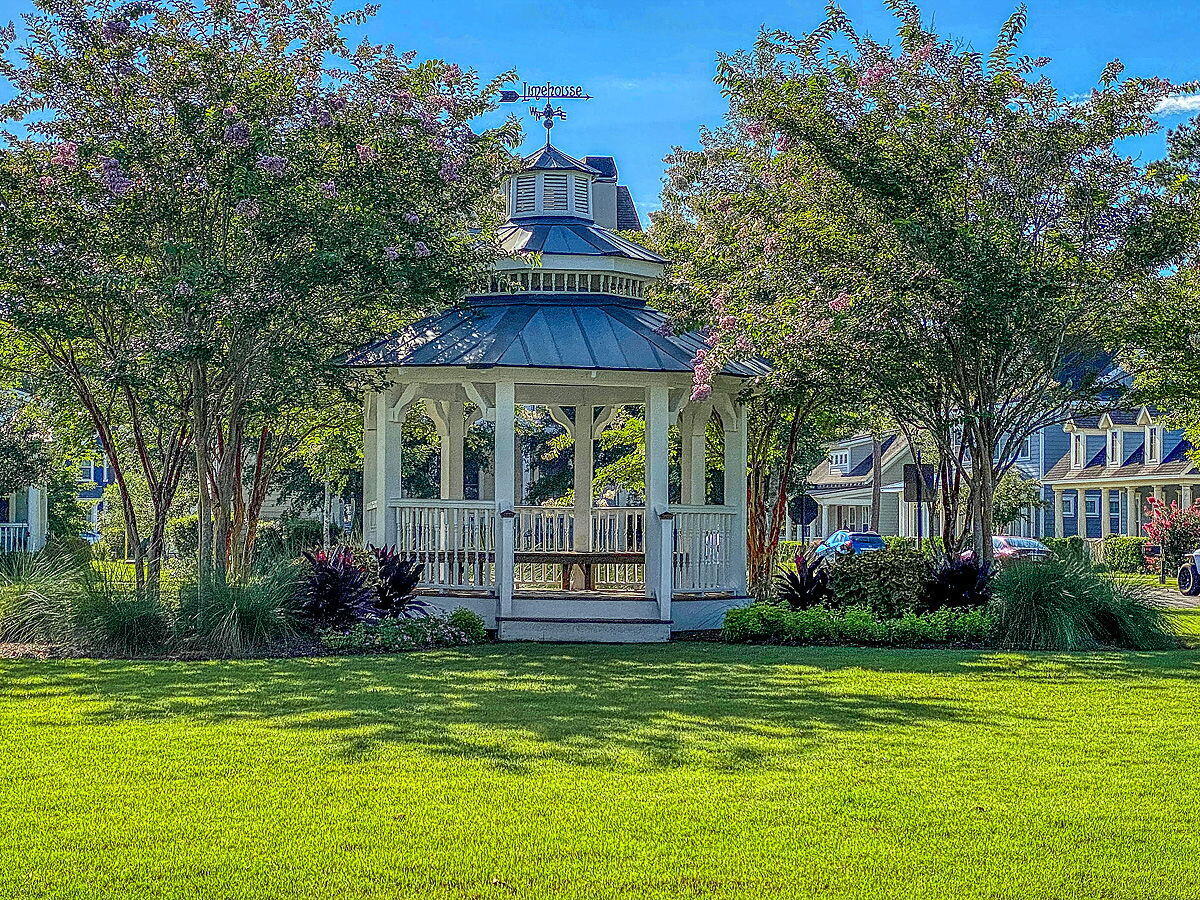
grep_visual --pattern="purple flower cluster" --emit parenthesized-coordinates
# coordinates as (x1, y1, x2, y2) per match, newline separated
(383, 246, 401, 261)
(223, 122, 250, 148)
(235, 198, 260, 218)
(439, 159, 460, 183)
(102, 19, 131, 40)
(356, 144, 378, 164)
(255, 154, 287, 175)
(98, 156, 133, 195)
(413, 241, 431, 258)
(51, 141, 78, 167)
(828, 292, 852, 312)
(319, 180, 338, 198)
(404, 211, 420, 225)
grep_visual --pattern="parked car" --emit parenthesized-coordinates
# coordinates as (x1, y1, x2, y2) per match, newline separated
(812, 530, 886, 564)
(961, 536, 1051, 566)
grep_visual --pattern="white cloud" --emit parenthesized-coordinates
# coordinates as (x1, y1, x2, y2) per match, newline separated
(1155, 94, 1200, 116)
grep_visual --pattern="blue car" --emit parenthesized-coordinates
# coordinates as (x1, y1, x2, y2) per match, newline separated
(812, 530, 887, 564)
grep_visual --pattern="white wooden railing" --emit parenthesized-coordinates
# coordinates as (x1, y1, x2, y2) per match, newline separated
(591, 506, 645, 589)
(0, 524, 28, 554)
(670, 505, 737, 593)
(390, 500, 496, 589)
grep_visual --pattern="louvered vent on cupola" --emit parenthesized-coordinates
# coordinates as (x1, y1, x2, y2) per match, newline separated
(514, 175, 536, 215)
(573, 176, 590, 216)
(543, 174, 569, 211)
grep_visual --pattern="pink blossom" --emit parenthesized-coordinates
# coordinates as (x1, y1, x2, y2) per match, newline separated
(693, 349, 708, 364)
(654, 321, 674, 337)
(222, 104, 239, 119)
(51, 141, 78, 167)
(763, 234, 779, 255)
(775, 134, 792, 153)
(691, 383, 713, 401)
(743, 121, 767, 142)
(719, 315, 737, 330)
(443, 63, 462, 84)
(38, 175, 54, 188)
(829, 292, 852, 312)
(860, 62, 892, 88)
(735, 335, 752, 353)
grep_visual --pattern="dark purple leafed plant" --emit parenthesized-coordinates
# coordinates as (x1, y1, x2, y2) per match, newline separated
(369, 546, 428, 618)
(297, 548, 373, 629)
(775, 555, 830, 609)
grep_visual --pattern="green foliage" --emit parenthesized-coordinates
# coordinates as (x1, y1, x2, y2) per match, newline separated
(0, 550, 84, 644)
(1044, 535, 1091, 564)
(176, 562, 301, 656)
(319, 612, 486, 654)
(827, 549, 930, 618)
(1101, 536, 1151, 574)
(991, 469, 1045, 531)
(722, 602, 993, 647)
(73, 563, 171, 656)
(447, 607, 489, 644)
(257, 518, 327, 560)
(991, 557, 1178, 651)
(169, 515, 199, 559)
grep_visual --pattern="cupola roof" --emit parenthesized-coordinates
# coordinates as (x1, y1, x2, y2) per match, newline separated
(521, 143, 601, 175)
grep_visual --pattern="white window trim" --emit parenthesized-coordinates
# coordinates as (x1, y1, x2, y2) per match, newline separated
(828, 450, 849, 475)
(1085, 495, 1100, 517)
(1062, 493, 1076, 517)
(1146, 426, 1162, 465)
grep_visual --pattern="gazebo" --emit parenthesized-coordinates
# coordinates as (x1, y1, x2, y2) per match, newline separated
(343, 138, 766, 641)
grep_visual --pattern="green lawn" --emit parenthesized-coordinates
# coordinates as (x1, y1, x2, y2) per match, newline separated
(2, 644, 1199, 899)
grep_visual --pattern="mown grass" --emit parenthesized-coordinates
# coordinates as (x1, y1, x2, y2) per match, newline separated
(1, 643, 1199, 899)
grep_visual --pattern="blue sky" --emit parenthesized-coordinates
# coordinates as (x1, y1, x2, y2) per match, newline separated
(3, 0, 1199, 215)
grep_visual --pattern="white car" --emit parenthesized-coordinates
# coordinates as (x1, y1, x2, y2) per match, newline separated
(1178, 551, 1200, 595)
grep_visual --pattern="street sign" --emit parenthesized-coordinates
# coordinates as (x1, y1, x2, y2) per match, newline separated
(903, 464, 936, 503)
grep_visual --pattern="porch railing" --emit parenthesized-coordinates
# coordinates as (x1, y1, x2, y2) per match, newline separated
(391, 500, 496, 590)
(0, 524, 28, 554)
(669, 505, 737, 593)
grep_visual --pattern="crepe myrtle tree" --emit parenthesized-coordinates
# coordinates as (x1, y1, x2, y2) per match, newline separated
(0, 0, 519, 586)
(647, 125, 853, 596)
(672, 0, 1200, 562)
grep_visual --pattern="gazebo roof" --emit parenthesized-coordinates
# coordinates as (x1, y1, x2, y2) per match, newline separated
(498, 219, 667, 262)
(341, 294, 770, 377)
(521, 144, 601, 174)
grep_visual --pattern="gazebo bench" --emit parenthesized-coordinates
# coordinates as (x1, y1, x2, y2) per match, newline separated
(514, 550, 645, 591)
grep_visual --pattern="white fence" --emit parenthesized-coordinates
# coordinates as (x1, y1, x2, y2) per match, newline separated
(390, 501, 496, 589)
(670, 505, 738, 593)
(591, 507, 645, 589)
(0, 524, 28, 554)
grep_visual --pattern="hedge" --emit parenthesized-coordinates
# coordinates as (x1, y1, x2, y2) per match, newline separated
(1100, 535, 1151, 574)
(722, 602, 994, 647)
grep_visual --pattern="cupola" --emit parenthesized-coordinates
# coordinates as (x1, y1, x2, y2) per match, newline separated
(505, 143, 600, 222)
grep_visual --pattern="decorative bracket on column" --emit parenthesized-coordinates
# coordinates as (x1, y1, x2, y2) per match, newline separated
(546, 405, 574, 437)
(592, 405, 620, 439)
(714, 394, 740, 434)
(464, 382, 495, 422)
(388, 383, 420, 423)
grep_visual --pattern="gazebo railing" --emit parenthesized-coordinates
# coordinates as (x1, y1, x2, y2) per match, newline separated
(0, 524, 28, 554)
(591, 506, 645, 589)
(669, 505, 737, 593)
(391, 500, 496, 589)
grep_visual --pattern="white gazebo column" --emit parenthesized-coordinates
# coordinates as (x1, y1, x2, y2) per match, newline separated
(572, 406, 594, 554)
(431, 400, 466, 500)
(644, 383, 672, 618)
(1052, 488, 1063, 538)
(679, 403, 711, 505)
(1184, 484, 1194, 509)
(494, 380, 517, 617)
(375, 383, 405, 547)
(26, 486, 46, 551)
(363, 393, 378, 542)
(820, 502, 830, 536)
(723, 400, 749, 596)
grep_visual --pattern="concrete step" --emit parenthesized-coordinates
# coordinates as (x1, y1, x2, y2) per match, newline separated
(509, 597, 661, 621)
(497, 617, 671, 643)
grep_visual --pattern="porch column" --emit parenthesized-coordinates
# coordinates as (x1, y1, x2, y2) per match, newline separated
(375, 384, 404, 547)
(1053, 488, 1063, 538)
(644, 383, 671, 619)
(1184, 484, 1194, 509)
(1101, 489, 1112, 538)
(572, 406, 594, 554)
(436, 400, 466, 501)
(363, 393, 378, 542)
(26, 486, 45, 551)
(1127, 486, 1139, 535)
(495, 380, 516, 617)
(820, 503, 830, 536)
(723, 400, 749, 596)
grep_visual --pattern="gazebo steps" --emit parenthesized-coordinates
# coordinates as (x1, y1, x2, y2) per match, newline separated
(510, 596, 660, 621)
(496, 617, 671, 643)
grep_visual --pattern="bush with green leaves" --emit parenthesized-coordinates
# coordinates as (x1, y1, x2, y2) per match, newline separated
(721, 602, 993, 647)
(991, 557, 1177, 651)
(919, 558, 992, 613)
(1044, 535, 1092, 564)
(320, 608, 487, 654)
(1100, 536, 1151, 574)
(827, 548, 930, 618)
(0, 550, 87, 644)
(176, 561, 301, 656)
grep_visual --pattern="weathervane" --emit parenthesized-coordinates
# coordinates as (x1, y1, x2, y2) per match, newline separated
(499, 81, 592, 143)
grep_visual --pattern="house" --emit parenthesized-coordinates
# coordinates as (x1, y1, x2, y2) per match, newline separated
(1043, 408, 1199, 538)
(0, 485, 48, 553)
(804, 406, 1199, 541)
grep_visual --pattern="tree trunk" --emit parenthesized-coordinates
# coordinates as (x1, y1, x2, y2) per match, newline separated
(870, 433, 883, 532)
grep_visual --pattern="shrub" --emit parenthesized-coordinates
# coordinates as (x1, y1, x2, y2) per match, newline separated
(882, 536, 916, 553)
(295, 548, 372, 630)
(721, 602, 993, 647)
(169, 515, 199, 559)
(447, 607, 489, 643)
(73, 562, 170, 656)
(919, 558, 993, 613)
(257, 518, 328, 560)
(827, 548, 930, 618)
(0, 550, 85, 644)
(320, 611, 485, 654)
(990, 557, 1178, 651)
(177, 561, 300, 655)
(774, 556, 830, 609)
(370, 546, 427, 618)
(1044, 535, 1091, 564)
(1100, 535, 1151, 574)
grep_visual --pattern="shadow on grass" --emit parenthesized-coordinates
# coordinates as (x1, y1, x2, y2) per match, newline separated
(3, 643, 1194, 771)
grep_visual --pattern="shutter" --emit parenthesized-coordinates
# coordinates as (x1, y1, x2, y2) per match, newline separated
(543, 174, 569, 211)
(514, 175, 536, 214)
(573, 177, 590, 216)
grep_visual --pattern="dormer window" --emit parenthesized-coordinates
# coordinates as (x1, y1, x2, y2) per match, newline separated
(1108, 430, 1121, 468)
(1070, 433, 1086, 468)
(1146, 426, 1161, 464)
(829, 450, 849, 474)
